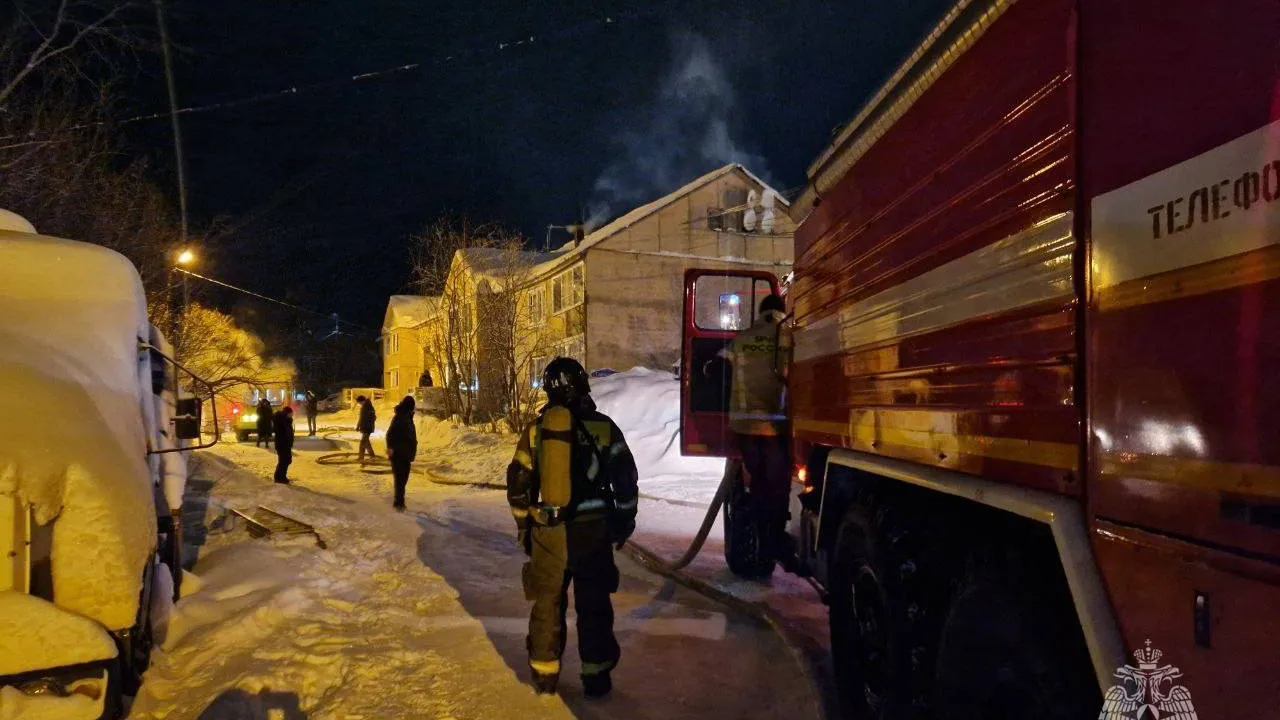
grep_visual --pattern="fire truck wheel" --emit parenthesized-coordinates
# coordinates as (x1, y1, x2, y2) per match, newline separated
(828, 498, 943, 719)
(723, 465, 777, 579)
(933, 552, 1098, 720)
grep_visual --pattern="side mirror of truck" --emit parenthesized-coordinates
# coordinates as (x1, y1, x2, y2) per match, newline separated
(174, 397, 202, 440)
(140, 339, 220, 452)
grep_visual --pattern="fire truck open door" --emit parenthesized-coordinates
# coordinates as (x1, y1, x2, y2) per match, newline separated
(680, 269, 780, 457)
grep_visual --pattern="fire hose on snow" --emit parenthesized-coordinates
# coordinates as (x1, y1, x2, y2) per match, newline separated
(634, 459, 737, 571)
(315, 452, 394, 475)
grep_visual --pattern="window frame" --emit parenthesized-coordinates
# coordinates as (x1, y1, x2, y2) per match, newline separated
(556, 333, 585, 364)
(551, 264, 585, 315)
(529, 355, 549, 389)
(527, 287, 547, 327)
(691, 276, 773, 331)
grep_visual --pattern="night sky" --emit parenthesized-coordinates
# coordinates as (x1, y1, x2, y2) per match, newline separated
(126, 0, 954, 329)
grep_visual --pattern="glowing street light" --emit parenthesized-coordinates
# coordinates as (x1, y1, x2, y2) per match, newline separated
(176, 248, 196, 266)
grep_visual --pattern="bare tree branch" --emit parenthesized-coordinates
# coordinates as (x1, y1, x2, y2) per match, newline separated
(0, 0, 143, 105)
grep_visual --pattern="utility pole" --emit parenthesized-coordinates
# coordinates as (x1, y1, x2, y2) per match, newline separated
(154, 0, 189, 241)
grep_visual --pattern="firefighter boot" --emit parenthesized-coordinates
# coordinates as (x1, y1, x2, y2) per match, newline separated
(532, 671, 559, 695)
(582, 671, 612, 698)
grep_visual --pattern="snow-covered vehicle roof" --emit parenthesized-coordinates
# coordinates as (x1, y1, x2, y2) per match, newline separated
(0, 228, 158, 630)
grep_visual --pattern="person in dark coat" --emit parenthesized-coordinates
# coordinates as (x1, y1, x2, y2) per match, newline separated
(305, 390, 319, 436)
(385, 396, 418, 511)
(273, 406, 295, 483)
(255, 397, 274, 448)
(356, 395, 377, 463)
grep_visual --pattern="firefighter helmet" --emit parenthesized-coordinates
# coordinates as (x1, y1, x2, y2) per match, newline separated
(759, 293, 785, 315)
(542, 357, 590, 402)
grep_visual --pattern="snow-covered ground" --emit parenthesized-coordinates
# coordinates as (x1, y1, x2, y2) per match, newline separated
(134, 368, 832, 717)
(130, 436, 821, 718)
(323, 369, 827, 650)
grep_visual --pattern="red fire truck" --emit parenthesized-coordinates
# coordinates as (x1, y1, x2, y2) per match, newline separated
(680, 0, 1280, 716)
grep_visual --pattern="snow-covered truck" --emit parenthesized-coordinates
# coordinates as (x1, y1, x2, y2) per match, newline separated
(681, 0, 1279, 717)
(0, 210, 213, 719)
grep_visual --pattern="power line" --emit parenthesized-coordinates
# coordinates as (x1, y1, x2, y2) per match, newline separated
(7, 4, 672, 137)
(174, 267, 379, 335)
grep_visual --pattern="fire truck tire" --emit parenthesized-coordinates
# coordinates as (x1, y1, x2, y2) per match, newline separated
(828, 497, 944, 719)
(933, 552, 1098, 719)
(723, 465, 777, 579)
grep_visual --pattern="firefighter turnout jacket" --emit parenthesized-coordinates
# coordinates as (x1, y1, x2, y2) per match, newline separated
(505, 398, 639, 683)
(726, 308, 791, 436)
(506, 398, 639, 537)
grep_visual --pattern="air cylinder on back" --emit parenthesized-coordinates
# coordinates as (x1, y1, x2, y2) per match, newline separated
(537, 406, 573, 507)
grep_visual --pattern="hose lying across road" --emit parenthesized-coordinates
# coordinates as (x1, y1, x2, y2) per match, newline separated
(315, 452, 393, 475)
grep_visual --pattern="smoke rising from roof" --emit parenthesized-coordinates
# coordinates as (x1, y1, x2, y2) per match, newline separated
(584, 31, 768, 231)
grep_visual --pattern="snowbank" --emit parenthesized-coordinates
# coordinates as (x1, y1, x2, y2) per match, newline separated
(0, 688, 100, 720)
(592, 368, 725, 504)
(413, 416, 514, 485)
(0, 234, 156, 631)
(0, 591, 117, 675)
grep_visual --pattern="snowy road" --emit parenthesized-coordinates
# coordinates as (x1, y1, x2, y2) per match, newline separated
(129, 438, 822, 719)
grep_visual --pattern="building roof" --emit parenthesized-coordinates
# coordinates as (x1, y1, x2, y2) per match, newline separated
(383, 295, 440, 331)
(455, 247, 557, 293)
(528, 163, 788, 280)
(578, 163, 788, 252)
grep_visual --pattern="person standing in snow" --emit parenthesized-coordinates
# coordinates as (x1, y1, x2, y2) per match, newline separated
(273, 406, 295, 484)
(356, 395, 376, 463)
(385, 396, 418, 511)
(255, 396, 274, 448)
(305, 390, 319, 436)
(722, 293, 793, 569)
(506, 357, 639, 698)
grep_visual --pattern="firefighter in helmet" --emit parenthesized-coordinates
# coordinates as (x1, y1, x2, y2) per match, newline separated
(506, 357, 639, 697)
(723, 292, 792, 567)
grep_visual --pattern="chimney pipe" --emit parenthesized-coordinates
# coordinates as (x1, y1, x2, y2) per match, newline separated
(569, 224, 584, 247)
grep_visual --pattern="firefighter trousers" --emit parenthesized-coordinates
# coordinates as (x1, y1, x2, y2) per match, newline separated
(523, 518, 621, 679)
(736, 432, 791, 557)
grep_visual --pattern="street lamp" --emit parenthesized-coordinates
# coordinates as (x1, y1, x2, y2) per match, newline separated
(175, 248, 196, 309)
(171, 248, 196, 343)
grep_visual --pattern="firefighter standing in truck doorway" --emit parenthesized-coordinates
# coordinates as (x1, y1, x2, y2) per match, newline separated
(724, 292, 793, 568)
(506, 357, 639, 697)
